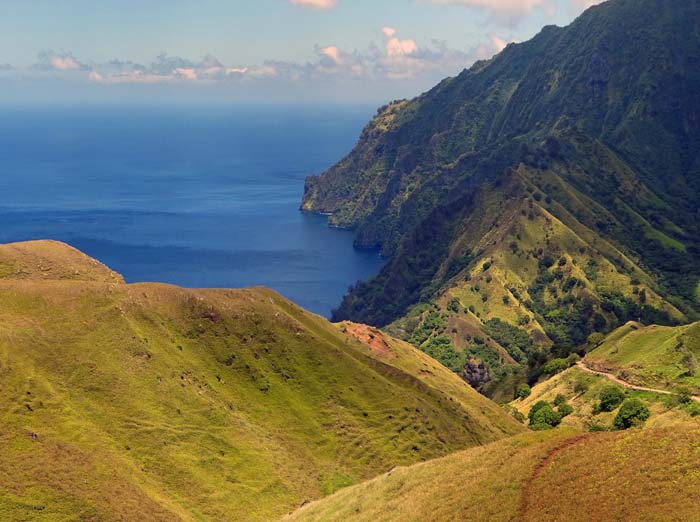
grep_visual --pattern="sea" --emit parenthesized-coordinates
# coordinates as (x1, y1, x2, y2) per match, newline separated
(0, 104, 384, 316)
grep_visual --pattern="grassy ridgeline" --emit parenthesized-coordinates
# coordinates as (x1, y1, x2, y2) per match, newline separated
(0, 241, 522, 522)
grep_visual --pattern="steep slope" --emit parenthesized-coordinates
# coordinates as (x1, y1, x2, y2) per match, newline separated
(0, 241, 522, 522)
(284, 426, 700, 522)
(585, 321, 700, 393)
(302, 0, 700, 396)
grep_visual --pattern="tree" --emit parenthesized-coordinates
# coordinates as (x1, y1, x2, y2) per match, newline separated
(516, 383, 532, 399)
(529, 403, 563, 430)
(612, 399, 650, 430)
(599, 385, 625, 412)
(528, 401, 550, 423)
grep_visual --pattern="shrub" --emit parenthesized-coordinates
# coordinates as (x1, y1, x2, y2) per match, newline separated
(599, 385, 625, 412)
(676, 386, 693, 405)
(516, 383, 532, 399)
(447, 298, 461, 313)
(588, 422, 607, 432)
(542, 358, 569, 375)
(528, 401, 550, 423)
(553, 394, 567, 407)
(557, 403, 574, 418)
(573, 379, 589, 395)
(612, 399, 650, 430)
(421, 336, 466, 373)
(529, 402, 563, 430)
(686, 402, 700, 417)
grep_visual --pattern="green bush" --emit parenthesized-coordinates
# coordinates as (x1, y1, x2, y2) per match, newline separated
(421, 336, 466, 373)
(599, 385, 625, 412)
(542, 358, 569, 375)
(557, 403, 574, 418)
(612, 399, 650, 430)
(553, 394, 567, 407)
(447, 298, 461, 313)
(516, 383, 532, 399)
(675, 386, 693, 405)
(529, 402, 563, 431)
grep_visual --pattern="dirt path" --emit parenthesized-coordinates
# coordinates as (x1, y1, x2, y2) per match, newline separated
(518, 433, 593, 520)
(575, 360, 700, 403)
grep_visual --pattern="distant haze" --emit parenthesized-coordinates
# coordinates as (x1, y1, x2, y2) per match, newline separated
(0, 0, 603, 104)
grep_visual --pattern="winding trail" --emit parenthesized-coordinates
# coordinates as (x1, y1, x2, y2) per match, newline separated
(575, 360, 700, 403)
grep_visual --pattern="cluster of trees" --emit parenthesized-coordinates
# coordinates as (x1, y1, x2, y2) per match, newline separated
(528, 395, 573, 430)
(526, 386, 652, 432)
(593, 385, 651, 430)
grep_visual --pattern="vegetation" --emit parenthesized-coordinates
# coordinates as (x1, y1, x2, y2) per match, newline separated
(586, 322, 700, 394)
(285, 427, 700, 522)
(305, 0, 700, 397)
(612, 399, 651, 430)
(0, 241, 522, 522)
(598, 385, 626, 412)
(516, 383, 532, 399)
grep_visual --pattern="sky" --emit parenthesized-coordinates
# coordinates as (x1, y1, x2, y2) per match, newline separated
(0, 0, 604, 105)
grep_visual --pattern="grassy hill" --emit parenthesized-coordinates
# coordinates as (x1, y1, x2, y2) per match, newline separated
(284, 426, 700, 522)
(511, 364, 700, 433)
(0, 241, 522, 522)
(586, 321, 700, 394)
(302, 0, 700, 398)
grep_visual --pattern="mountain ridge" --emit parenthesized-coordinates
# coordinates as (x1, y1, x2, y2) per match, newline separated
(302, 0, 700, 398)
(0, 240, 522, 522)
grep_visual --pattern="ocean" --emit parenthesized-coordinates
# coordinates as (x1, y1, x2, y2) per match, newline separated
(0, 104, 383, 316)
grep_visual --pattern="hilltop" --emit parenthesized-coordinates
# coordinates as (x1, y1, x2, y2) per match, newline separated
(302, 0, 700, 398)
(0, 241, 522, 522)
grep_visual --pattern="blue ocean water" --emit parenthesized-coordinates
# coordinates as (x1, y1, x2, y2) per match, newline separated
(0, 104, 382, 316)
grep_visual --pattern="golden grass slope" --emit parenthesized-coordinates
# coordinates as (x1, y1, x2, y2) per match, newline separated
(284, 426, 700, 522)
(0, 240, 124, 283)
(0, 241, 522, 522)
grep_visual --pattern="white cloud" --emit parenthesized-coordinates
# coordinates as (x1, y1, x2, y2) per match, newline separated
(289, 0, 337, 10)
(321, 45, 343, 64)
(33, 50, 86, 71)
(19, 25, 513, 94)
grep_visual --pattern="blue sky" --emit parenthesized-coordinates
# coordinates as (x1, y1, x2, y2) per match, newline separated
(0, 0, 603, 104)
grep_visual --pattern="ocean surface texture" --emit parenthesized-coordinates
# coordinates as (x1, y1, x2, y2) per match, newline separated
(0, 105, 382, 316)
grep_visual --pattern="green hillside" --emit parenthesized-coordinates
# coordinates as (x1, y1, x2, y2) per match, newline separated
(302, 0, 700, 397)
(0, 241, 522, 522)
(284, 426, 700, 522)
(586, 321, 700, 394)
(511, 364, 700, 433)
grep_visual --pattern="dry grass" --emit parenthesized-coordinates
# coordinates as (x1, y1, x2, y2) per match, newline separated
(285, 427, 700, 522)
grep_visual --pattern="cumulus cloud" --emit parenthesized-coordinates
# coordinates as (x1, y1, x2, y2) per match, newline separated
(17, 25, 514, 96)
(289, 0, 336, 10)
(320, 45, 342, 64)
(383, 27, 418, 57)
(33, 50, 86, 71)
